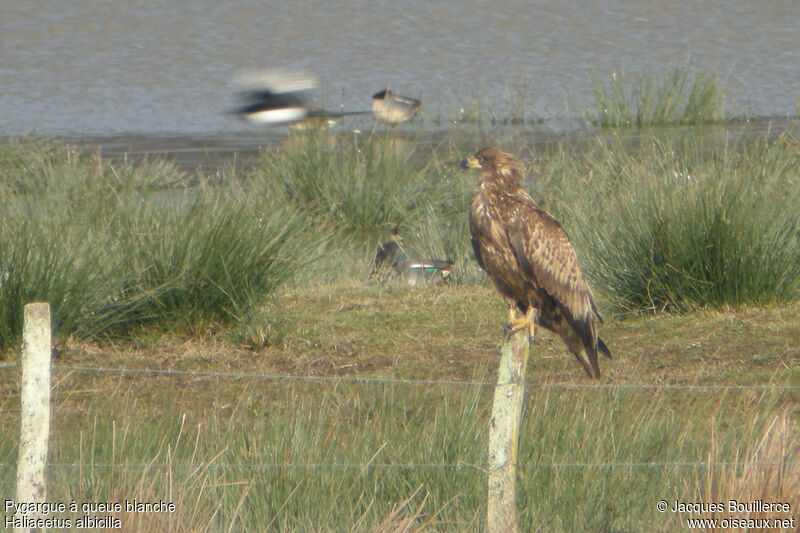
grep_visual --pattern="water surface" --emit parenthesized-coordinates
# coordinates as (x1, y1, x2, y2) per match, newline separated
(2, 0, 798, 137)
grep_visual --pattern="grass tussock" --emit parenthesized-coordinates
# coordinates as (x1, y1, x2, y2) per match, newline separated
(591, 68, 726, 127)
(540, 130, 800, 313)
(254, 132, 469, 244)
(251, 131, 479, 282)
(0, 139, 319, 352)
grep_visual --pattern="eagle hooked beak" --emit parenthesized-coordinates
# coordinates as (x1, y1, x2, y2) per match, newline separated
(461, 154, 481, 170)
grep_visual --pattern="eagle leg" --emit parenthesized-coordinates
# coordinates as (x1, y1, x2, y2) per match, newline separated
(505, 304, 537, 342)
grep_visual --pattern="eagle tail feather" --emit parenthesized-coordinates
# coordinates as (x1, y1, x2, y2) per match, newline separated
(579, 318, 602, 378)
(586, 345, 601, 378)
(598, 337, 612, 359)
(572, 350, 596, 378)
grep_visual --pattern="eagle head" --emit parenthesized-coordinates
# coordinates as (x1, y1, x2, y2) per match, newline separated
(461, 147, 524, 181)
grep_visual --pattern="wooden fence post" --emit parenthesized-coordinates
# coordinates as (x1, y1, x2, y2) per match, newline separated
(486, 328, 530, 533)
(16, 302, 52, 528)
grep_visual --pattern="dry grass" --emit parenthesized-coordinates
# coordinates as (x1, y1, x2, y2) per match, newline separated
(2, 128, 799, 529)
(2, 281, 798, 530)
(698, 415, 799, 532)
(15, 280, 794, 389)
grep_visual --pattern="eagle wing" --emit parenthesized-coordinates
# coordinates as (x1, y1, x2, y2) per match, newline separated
(506, 199, 599, 323)
(470, 235, 486, 271)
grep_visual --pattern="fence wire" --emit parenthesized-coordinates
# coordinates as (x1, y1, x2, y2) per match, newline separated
(0, 461, 797, 471)
(1, 361, 798, 474)
(0, 362, 797, 391)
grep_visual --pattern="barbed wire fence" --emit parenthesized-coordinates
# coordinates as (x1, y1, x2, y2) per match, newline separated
(2, 362, 797, 476)
(2, 362, 797, 391)
(2, 303, 798, 529)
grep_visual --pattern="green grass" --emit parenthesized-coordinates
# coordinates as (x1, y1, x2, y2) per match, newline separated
(1, 283, 797, 531)
(590, 68, 726, 127)
(2, 126, 800, 350)
(438, 82, 544, 127)
(1, 92, 800, 529)
(254, 131, 469, 245)
(0, 139, 319, 352)
(538, 130, 800, 312)
(249, 131, 480, 284)
(5, 382, 792, 531)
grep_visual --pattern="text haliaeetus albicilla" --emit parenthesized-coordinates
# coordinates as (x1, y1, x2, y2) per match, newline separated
(462, 147, 611, 378)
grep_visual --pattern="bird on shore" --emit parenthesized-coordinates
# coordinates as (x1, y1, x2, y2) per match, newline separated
(371, 225, 453, 286)
(370, 89, 421, 125)
(462, 147, 611, 377)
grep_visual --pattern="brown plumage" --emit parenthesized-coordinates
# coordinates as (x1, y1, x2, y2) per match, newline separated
(462, 147, 611, 378)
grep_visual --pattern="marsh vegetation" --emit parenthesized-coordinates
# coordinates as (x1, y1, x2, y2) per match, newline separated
(1, 71, 798, 530)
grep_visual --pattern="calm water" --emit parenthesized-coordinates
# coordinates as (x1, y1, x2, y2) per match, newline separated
(2, 0, 799, 138)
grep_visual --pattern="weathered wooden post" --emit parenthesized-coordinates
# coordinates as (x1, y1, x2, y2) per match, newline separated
(486, 328, 530, 532)
(16, 302, 52, 529)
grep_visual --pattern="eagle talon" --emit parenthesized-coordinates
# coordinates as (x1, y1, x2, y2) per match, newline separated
(505, 317, 536, 342)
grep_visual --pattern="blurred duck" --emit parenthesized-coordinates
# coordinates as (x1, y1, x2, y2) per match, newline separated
(232, 69, 421, 127)
(371, 226, 453, 286)
(233, 69, 324, 126)
(371, 89, 421, 125)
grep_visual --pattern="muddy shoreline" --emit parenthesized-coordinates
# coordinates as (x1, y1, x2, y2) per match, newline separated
(5, 116, 795, 175)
